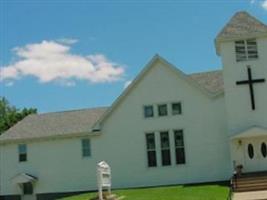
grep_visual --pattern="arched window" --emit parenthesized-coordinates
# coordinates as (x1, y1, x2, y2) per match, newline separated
(248, 144, 254, 159)
(261, 143, 267, 158)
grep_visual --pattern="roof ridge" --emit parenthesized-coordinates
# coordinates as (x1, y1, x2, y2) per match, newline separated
(37, 106, 109, 116)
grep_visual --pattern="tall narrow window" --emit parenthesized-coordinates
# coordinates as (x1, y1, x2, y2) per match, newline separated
(23, 182, 33, 195)
(160, 131, 171, 166)
(18, 144, 27, 162)
(174, 130, 186, 164)
(144, 105, 154, 118)
(235, 39, 258, 62)
(146, 133, 157, 167)
(158, 104, 168, 117)
(81, 139, 91, 157)
(172, 102, 182, 115)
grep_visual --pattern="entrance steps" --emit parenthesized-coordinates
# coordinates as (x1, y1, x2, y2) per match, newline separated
(233, 171, 267, 192)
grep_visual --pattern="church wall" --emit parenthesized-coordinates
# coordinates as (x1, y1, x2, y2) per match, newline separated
(96, 60, 231, 188)
(220, 37, 267, 136)
(0, 136, 101, 196)
(0, 60, 231, 196)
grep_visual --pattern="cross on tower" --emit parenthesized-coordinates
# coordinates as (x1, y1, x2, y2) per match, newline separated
(236, 66, 265, 110)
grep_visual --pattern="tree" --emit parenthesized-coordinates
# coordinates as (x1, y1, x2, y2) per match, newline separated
(0, 97, 37, 134)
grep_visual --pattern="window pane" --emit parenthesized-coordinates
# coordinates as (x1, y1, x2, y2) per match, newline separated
(147, 151, 157, 167)
(261, 143, 267, 158)
(82, 139, 91, 157)
(146, 133, 157, 167)
(161, 150, 171, 166)
(248, 144, 254, 159)
(176, 148, 186, 164)
(20, 154, 27, 162)
(146, 133, 156, 150)
(160, 132, 170, 149)
(19, 144, 27, 154)
(160, 131, 171, 166)
(158, 104, 168, 116)
(174, 130, 186, 164)
(144, 105, 154, 118)
(172, 102, 182, 115)
(174, 130, 184, 147)
(18, 144, 27, 162)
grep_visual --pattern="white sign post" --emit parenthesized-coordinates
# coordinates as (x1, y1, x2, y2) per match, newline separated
(97, 161, 111, 200)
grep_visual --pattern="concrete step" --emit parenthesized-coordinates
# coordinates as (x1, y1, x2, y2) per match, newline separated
(235, 185, 267, 192)
(236, 179, 267, 186)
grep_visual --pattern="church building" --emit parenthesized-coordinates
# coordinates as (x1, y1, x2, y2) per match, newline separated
(1, 11, 267, 200)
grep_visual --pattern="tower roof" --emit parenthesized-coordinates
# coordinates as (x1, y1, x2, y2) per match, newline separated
(215, 11, 267, 55)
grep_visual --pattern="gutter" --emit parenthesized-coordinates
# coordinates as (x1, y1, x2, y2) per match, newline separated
(0, 131, 101, 145)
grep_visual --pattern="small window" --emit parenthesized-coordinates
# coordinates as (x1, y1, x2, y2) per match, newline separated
(172, 102, 182, 115)
(158, 104, 168, 117)
(144, 105, 154, 118)
(235, 39, 258, 62)
(18, 144, 27, 162)
(248, 144, 254, 159)
(23, 182, 33, 195)
(174, 130, 186, 164)
(81, 139, 91, 157)
(160, 131, 171, 166)
(146, 133, 157, 167)
(261, 143, 267, 158)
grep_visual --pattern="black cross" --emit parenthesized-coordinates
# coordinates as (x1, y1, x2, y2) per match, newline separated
(236, 66, 265, 110)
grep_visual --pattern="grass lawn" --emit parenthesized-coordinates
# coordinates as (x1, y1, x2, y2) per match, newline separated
(58, 183, 230, 200)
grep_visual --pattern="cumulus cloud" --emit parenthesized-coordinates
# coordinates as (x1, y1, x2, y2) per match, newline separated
(262, 0, 267, 10)
(0, 40, 125, 86)
(56, 38, 78, 45)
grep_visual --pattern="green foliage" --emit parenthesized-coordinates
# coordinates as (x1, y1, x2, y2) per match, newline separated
(0, 97, 37, 134)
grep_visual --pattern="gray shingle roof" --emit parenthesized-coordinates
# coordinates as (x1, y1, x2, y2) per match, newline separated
(0, 107, 108, 142)
(216, 11, 267, 41)
(189, 70, 224, 94)
(0, 70, 224, 142)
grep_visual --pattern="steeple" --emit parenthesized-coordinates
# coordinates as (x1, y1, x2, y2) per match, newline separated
(215, 11, 267, 55)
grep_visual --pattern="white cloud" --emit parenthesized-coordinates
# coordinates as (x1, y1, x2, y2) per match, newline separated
(56, 38, 78, 45)
(262, 0, 267, 10)
(123, 80, 132, 89)
(0, 40, 125, 86)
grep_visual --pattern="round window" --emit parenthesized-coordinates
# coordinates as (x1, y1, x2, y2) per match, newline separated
(248, 144, 254, 159)
(261, 143, 267, 158)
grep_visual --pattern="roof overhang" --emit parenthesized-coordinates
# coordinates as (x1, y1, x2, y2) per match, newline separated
(11, 173, 38, 184)
(231, 126, 267, 140)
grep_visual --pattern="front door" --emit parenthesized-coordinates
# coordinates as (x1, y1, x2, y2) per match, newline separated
(21, 182, 36, 200)
(244, 138, 267, 172)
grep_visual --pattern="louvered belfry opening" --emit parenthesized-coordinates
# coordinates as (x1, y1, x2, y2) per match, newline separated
(235, 39, 258, 62)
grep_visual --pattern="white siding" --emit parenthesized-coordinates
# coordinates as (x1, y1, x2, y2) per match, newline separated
(0, 59, 231, 195)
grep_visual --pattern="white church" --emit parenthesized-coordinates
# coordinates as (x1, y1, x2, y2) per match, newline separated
(1, 11, 267, 200)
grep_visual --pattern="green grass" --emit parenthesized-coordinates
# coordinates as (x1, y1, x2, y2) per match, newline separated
(58, 183, 230, 200)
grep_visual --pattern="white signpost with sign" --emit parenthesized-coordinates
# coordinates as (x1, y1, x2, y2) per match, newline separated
(97, 161, 111, 200)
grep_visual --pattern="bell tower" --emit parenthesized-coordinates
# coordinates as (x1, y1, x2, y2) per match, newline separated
(215, 11, 267, 136)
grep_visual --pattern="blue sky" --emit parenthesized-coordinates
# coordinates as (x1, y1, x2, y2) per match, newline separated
(0, 0, 267, 113)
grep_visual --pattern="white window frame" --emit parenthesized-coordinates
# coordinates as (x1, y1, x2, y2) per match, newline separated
(235, 39, 258, 62)
(81, 138, 91, 158)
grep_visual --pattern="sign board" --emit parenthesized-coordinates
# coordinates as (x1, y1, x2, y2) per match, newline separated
(97, 161, 111, 200)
